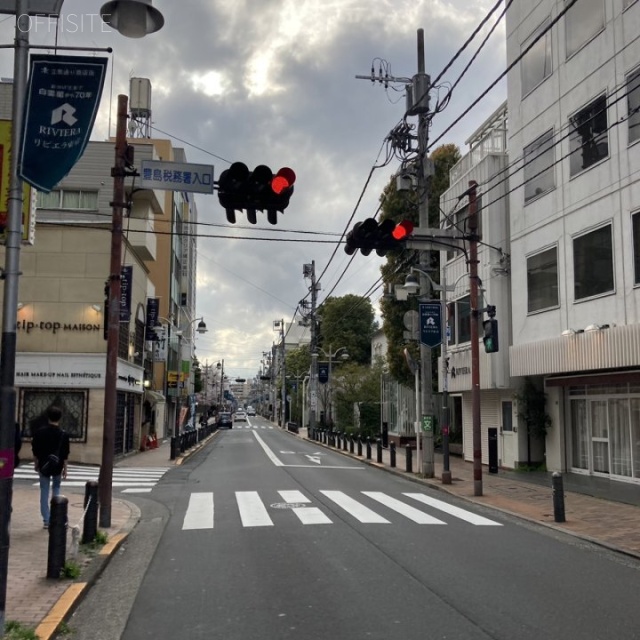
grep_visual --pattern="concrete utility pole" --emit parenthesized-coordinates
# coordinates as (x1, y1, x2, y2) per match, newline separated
(306, 262, 319, 435)
(468, 181, 483, 496)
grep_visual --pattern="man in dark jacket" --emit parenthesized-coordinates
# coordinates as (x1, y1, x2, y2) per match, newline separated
(31, 406, 70, 529)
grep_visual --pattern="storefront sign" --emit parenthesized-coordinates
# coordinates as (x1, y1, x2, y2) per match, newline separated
(120, 265, 133, 322)
(16, 320, 100, 334)
(146, 297, 160, 340)
(153, 326, 167, 362)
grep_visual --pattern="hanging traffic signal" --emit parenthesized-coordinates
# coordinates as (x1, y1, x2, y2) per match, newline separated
(483, 318, 499, 353)
(216, 163, 295, 225)
(344, 218, 414, 256)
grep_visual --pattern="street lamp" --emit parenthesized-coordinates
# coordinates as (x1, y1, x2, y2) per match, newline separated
(316, 346, 349, 427)
(216, 360, 225, 409)
(404, 266, 469, 485)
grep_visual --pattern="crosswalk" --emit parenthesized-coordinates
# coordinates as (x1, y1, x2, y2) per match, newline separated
(181, 490, 503, 530)
(233, 425, 274, 430)
(13, 464, 170, 493)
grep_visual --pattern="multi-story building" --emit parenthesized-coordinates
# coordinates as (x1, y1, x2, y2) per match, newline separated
(439, 102, 517, 466)
(0, 81, 199, 463)
(506, 0, 640, 482)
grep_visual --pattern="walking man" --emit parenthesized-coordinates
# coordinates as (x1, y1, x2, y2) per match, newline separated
(31, 406, 70, 529)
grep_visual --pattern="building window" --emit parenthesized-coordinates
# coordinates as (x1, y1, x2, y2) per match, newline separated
(565, 0, 604, 58)
(524, 130, 555, 202)
(445, 201, 482, 262)
(36, 189, 98, 210)
(527, 246, 559, 312)
(21, 389, 87, 441)
(521, 18, 552, 97)
(573, 224, 614, 300)
(633, 212, 640, 285)
(627, 68, 640, 145)
(502, 401, 513, 432)
(456, 295, 471, 344)
(569, 94, 608, 176)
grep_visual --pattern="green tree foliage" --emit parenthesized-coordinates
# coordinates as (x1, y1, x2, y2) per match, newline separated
(317, 294, 376, 366)
(379, 143, 461, 388)
(192, 357, 203, 393)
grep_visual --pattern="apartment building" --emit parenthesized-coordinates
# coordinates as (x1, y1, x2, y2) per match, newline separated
(506, 0, 640, 482)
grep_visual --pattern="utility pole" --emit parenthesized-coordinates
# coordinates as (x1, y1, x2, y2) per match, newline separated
(305, 262, 319, 435)
(414, 29, 434, 477)
(99, 94, 130, 528)
(468, 180, 483, 497)
(280, 319, 286, 426)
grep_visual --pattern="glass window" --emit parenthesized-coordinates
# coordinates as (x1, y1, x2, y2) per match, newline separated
(629, 68, 640, 145)
(37, 189, 98, 210)
(21, 389, 86, 441)
(502, 401, 513, 432)
(36, 190, 61, 208)
(521, 19, 552, 96)
(569, 94, 608, 176)
(456, 295, 471, 344)
(573, 224, 614, 300)
(445, 200, 482, 262)
(524, 130, 555, 202)
(633, 212, 640, 285)
(565, 0, 604, 58)
(527, 247, 558, 312)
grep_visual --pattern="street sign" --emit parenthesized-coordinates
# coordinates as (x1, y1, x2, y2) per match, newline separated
(140, 160, 215, 194)
(422, 415, 434, 432)
(419, 302, 442, 348)
(318, 363, 329, 384)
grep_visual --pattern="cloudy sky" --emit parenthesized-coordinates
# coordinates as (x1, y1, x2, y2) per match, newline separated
(0, 0, 507, 380)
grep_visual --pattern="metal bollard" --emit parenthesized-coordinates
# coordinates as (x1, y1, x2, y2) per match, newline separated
(170, 436, 177, 460)
(366, 438, 372, 460)
(343, 433, 348, 451)
(349, 435, 354, 454)
(47, 495, 68, 579)
(357, 436, 362, 457)
(81, 481, 99, 544)
(405, 445, 412, 473)
(376, 439, 382, 463)
(390, 442, 396, 468)
(552, 472, 566, 523)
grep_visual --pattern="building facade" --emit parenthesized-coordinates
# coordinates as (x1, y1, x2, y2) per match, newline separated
(506, 0, 640, 482)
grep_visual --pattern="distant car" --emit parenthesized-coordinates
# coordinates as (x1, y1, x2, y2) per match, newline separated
(217, 412, 233, 429)
(234, 411, 247, 422)
(246, 407, 256, 416)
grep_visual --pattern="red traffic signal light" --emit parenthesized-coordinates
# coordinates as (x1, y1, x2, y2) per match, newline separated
(271, 167, 296, 194)
(392, 220, 414, 240)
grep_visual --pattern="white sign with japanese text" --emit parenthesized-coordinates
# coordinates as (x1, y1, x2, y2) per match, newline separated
(140, 160, 214, 194)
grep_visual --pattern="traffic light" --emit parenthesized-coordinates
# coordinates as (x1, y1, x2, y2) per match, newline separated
(343, 218, 414, 256)
(483, 318, 499, 353)
(216, 162, 296, 225)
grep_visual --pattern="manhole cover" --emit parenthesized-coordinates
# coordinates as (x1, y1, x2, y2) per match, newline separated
(270, 502, 307, 510)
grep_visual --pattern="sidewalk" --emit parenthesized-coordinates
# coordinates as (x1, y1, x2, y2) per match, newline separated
(294, 427, 640, 559)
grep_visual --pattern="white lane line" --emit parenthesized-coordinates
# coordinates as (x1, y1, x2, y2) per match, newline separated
(253, 431, 284, 467)
(320, 490, 390, 524)
(236, 491, 273, 527)
(121, 488, 153, 494)
(404, 493, 503, 526)
(183, 492, 214, 530)
(279, 490, 333, 525)
(362, 492, 446, 524)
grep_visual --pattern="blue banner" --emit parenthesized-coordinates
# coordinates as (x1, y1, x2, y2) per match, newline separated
(19, 54, 108, 192)
(318, 363, 329, 384)
(120, 266, 133, 323)
(419, 302, 443, 348)
(146, 297, 160, 341)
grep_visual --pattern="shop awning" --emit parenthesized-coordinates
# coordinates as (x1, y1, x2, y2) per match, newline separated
(144, 389, 166, 404)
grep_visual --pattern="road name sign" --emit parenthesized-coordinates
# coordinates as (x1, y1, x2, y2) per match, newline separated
(140, 160, 214, 194)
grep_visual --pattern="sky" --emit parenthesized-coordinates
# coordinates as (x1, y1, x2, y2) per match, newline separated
(0, 0, 507, 381)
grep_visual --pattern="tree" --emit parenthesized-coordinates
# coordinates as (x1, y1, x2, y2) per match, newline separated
(192, 357, 203, 394)
(317, 294, 376, 366)
(380, 143, 461, 388)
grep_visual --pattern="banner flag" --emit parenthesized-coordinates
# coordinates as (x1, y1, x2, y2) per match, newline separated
(19, 54, 108, 192)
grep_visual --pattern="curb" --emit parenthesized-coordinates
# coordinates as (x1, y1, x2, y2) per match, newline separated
(298, 433, 640, 562)
(35, 499, 141, 640)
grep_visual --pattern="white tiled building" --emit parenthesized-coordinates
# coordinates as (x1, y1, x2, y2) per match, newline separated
(506, 0, 640, 482)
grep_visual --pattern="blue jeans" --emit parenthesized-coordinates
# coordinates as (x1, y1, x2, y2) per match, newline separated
(39, 473, 62, 526)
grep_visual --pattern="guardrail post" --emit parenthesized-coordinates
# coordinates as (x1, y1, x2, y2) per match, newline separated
(376, 439, 382, 463)
(405, 445, 412, 473)
(81, 481, 99, 544)
(552, 472, 566, 522)
(390, 442, 396, 468)
(47, 495, 68, 579)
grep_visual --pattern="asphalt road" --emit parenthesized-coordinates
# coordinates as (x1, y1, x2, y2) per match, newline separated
(63, 415, 640, 640)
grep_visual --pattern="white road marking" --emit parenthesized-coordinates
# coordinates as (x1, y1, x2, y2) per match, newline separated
(236, 491, 274, 527)
(404, 493, 503, 526)
(306, 455, 322, 464)
(253, 432, 284, 466)
(279, 490, 332, 525)
(121, 488, 153, 494)
(183, 492, 214, 530)
(320, 490, 390, 523)
(362, 491, 446, 524)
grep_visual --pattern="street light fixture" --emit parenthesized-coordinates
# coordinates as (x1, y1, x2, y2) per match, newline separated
(100, 0, 164, 38)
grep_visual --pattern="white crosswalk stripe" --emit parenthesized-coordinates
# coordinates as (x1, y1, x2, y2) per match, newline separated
(13, 464, 169, 492)
(180, 490, 503, 530)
